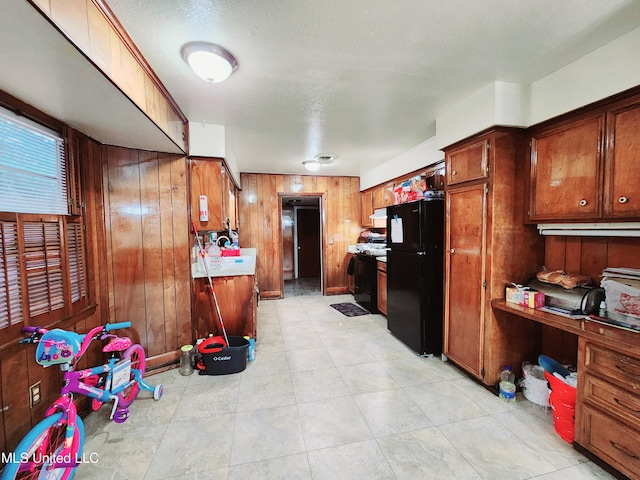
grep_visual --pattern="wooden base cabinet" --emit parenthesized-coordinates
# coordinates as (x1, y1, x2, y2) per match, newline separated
(193, 275, 257, 341)
(444, 128, 544, 385)
(576, 337, 640, 479)
(377, 260, 387, 316)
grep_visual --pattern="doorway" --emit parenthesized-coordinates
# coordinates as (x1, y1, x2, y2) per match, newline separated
(281, 195, 322, 297)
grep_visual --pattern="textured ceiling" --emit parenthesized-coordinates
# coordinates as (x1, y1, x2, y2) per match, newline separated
(3, 1, 640, 178)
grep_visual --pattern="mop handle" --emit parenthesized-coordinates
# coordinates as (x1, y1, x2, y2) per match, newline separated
(192, 222, 230, 346)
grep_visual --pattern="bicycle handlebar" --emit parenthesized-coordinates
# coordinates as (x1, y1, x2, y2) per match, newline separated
(105, 321, 131, 332)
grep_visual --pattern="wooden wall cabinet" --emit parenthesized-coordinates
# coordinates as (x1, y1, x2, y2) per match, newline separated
(361, 189, 374, 227)
(529, 93, 640, 222)
(576, 336, 640, 479)
(444, 129, 544, 384)
(528, 114, 603, 221)
(446, 139, 489, 186)
(221, 166, 238, 230)
(377, 260, 387, 316)
(603, 96, 640, 219)
(372, 183, 394, 210)
(191, 158, 238, 232)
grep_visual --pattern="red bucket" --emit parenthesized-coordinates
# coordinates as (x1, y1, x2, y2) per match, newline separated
(544, 371, 577, 443)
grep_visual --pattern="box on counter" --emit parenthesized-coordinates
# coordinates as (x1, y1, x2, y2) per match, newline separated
(601, 277, 640, 328)
(506, 287, 545, 308)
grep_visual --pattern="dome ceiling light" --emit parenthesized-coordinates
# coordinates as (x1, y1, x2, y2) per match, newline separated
(303, 154, 336, 172)
(181, 41, 238, 83)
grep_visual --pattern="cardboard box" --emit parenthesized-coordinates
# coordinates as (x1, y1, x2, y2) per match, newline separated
(506, 287, 545, 308)
(601, 277, 640, 328)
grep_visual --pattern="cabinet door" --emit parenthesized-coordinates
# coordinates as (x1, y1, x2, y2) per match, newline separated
(361, 190, 374, 227)
(377, 264, 387, 316)
(529, 115, 604, 221)
(444, 184, 486, 378)
(446, 139, 489, 186)
(604, 99, 640, 218)
(190, 158, 223, 230)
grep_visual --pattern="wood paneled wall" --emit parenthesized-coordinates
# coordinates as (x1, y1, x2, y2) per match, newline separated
(103, 146, 191, 365)
(239, 174, 362, 298)
(541, 235, 640, 364)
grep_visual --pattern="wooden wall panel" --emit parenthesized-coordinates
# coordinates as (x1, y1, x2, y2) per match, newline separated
(103, 146, 191, 365)
(169, 156, 192, 349)
(544, 236, 640, 282)
(239, 173, 362, 298)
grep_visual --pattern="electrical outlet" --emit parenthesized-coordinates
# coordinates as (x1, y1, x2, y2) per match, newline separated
(29, 381, 41, 408)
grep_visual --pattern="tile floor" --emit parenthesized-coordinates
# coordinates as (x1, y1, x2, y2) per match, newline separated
(78, 294, 618, 480)
(284, 277, 322, 297)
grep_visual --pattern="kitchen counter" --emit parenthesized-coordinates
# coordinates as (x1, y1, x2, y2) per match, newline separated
(377, 256, 387, 263)
(192, 247, 256, 278)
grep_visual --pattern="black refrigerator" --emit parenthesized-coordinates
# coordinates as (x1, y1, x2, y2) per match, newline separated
(386, 199, 444, 356)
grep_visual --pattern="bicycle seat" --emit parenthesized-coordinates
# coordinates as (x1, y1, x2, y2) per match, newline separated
(102, 337, 132, 353)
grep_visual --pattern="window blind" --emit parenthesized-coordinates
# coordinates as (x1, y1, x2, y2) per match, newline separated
(0, 108, 67, 215)
(67, 221, 86, 303)
(24, 221, 64, 318)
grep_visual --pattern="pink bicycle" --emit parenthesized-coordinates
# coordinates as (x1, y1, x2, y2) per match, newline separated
(0, 321, 163, 480)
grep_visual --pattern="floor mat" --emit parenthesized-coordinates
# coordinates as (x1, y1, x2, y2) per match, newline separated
(330, 302, 370, 317)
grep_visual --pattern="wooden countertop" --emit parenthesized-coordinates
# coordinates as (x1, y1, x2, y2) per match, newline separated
(492, 299, 640, 352)
(192, 247, 256, 278)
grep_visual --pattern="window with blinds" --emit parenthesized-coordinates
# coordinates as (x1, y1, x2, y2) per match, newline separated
(0, 104, 88, 344)
(0, 107, 67, 215)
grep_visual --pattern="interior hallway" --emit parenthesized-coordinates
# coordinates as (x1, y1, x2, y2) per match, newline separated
(77, 294, 616, 479)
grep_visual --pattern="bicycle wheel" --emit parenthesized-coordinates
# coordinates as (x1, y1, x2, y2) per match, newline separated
(1, 412, 85, 480)
(116, 344, 146, 407)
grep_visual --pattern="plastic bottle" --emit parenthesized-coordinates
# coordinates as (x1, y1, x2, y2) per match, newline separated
(207, 232, 221, 269)
(244, 336, 255, 362)
(499, 365, 516, 402)
(598, 300, 607, 317)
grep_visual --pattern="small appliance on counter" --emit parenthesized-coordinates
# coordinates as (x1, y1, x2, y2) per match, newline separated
(527, 279, 604, 314)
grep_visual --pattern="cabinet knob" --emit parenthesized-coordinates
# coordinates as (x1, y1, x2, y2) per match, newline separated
(451, 170, 457, 176)
(579, 199, 588, 206)
(1, 404, 10, 412)
(450, 248, 455, 254)
(619, 196, 628, 204)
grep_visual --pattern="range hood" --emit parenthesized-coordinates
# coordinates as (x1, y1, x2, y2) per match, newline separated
(369, 208, 387, 220)
(537, 222, 640, 237)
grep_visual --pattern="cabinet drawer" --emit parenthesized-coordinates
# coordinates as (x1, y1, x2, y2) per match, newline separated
(583, 342, 640, 388)
(582, 373, 640, 430)
(579, 405, 640, 479)
(446, 139, 489, 186)
(377, 261, 387, 273)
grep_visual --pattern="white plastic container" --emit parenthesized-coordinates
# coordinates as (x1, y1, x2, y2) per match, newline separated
(521, 364, 550, 407)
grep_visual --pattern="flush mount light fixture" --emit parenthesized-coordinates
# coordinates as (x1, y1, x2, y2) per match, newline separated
(303, 160, 321, 172)
(303, 154, 336, 172)
(181, 41, 238, 83)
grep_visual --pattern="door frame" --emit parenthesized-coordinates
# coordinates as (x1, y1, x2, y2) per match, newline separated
(278, 193, 326, 296)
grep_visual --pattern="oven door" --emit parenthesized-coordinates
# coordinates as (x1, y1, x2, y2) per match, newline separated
(354, 254, 378, 313)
